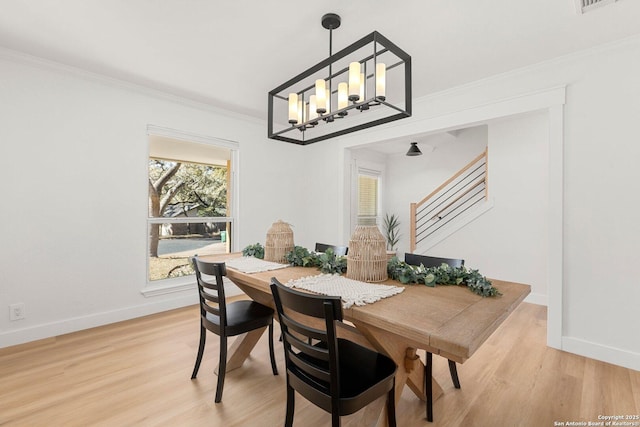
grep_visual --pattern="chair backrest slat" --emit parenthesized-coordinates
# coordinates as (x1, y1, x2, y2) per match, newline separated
(200, 291, 220, 304)
(273, 281, 342, 320)
(404, 253, 464, 268)
(192, 257, 227, 326)
(288, 351, 332, 385)
(279, 313, 327, 344)
(283, 330, 330, 361)
(315, 243, 348, 256)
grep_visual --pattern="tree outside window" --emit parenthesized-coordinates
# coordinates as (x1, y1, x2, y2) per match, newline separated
(148, 159, 230, 281)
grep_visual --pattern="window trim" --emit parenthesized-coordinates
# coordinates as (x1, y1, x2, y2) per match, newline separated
(143, 125, 240, 297)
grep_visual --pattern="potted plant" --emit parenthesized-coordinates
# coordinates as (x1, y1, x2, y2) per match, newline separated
(382, 213, 401, 259)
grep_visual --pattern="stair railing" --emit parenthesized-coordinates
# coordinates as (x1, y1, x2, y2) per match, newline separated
(410, 149, 488, 252)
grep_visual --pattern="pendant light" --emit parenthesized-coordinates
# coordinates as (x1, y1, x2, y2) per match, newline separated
(406, 142, 422, 156)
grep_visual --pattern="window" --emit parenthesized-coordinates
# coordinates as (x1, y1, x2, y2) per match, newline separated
(350, 157, 385, 234)
(358, 172, 380, 226)
(353, 158, 384, 230)
(147, 127, 238, 285)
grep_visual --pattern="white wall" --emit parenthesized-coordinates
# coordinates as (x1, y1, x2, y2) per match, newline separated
(0, 51, 306, 346)
(281, 138, 352, 251)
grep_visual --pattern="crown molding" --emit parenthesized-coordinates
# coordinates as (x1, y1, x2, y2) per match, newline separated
(420, 32, 640, 102)
(0, 46, 265, 126)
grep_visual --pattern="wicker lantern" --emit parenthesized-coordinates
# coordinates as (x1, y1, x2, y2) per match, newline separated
(346, 225, 388, 282)
(264, 220, 294, 263)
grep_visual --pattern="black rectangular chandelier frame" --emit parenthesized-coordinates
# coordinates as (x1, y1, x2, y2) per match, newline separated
(268, 31, 412, 145)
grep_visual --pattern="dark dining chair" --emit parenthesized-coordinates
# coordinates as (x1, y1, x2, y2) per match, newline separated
(191, 257, 278, 403)
(314, 242, 348, 256)
(404, 253, 464, 269)
(404, 253, 464, 421)
(270, 278, 397, 427)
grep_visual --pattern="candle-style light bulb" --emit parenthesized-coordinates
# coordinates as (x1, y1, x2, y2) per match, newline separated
(376, 63, 386, 101)
(309, 95, 318, 121)
(338, 82, 348, 110)
(288, 93, 298, 124)
(325, 88, 331, 114)
(305, 102, 310, 126)
(358, 72, 370, 111)
(315, 79, 327, 114)
(297, 100, 303, 123)
(348, 62, 360, 101)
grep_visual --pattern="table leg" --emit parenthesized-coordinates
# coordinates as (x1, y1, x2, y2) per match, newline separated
(216, 327, 267, 373)
(405, 349, 444, 402)
(221, 280, 277, 373)
(352, 321, 445, 426)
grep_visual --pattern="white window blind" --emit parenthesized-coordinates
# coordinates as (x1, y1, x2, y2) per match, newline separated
(358, 174, 379, 226)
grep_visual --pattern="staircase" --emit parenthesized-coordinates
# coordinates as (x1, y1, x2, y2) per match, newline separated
(410, 149, 489, 252)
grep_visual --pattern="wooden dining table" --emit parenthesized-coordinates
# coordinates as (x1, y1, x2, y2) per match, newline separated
(202, 253, 530, 426)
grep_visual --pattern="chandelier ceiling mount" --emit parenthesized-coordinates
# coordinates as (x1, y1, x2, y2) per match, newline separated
(321, 13, 341, 31)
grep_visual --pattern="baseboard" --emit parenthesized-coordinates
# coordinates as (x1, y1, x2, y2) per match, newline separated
(524, 292, 548, 306)
(562, 336, 640, 372)
(0, 293, 199, 349)
(1, 278, 244, 350)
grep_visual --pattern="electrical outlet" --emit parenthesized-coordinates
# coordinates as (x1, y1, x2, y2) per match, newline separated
(9, 303, 25, 321)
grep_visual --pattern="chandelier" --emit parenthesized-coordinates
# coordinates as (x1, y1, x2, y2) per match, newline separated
(268, 13, 412, 145)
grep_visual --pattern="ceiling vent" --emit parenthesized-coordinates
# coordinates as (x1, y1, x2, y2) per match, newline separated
(574, 0, 617, 14)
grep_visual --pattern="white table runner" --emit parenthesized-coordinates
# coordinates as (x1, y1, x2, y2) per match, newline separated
(225, 256, 290, 273)
(285, 274, 404, 308)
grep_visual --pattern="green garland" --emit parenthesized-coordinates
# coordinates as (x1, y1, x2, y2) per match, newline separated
(284, 246, 347, 275)
(240, 243, 500, 297)
(242, 242, 264, 259)
(387, 257, 501, 297)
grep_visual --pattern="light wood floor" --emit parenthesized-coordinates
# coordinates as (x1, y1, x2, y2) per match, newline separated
(1, 302, 638, 427)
